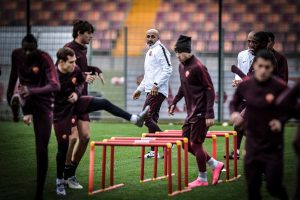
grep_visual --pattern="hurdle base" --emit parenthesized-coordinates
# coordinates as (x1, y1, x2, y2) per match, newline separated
(226, 174, 242, 182)
(168, 188, 192, 196)
(90, 183, 125, 195)
(141, 173, 175, 183)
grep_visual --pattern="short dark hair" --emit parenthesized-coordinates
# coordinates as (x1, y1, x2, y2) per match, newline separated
(72, 20, 94, 39)
(57, 47, 75, 62)
(265, 32, 275, 42)
(254, 31, 269, 48)
(253, 49, 277, 66)
(21, 33, 37, 47)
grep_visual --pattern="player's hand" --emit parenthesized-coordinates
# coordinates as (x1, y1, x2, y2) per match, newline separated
(269, 119, 282, 133)
(19, 85, 30, 98)
(205, 118, 215, 127)
(150, 85, 158, 96)
(232, 80, 242, 88)
(230, 112, 242, 124)
(85, 72, 96, 84)
(168, 104, 176, 116)
(23, 114, 32, 126)
(68, 92, 78, 103)
(132, 90, 141, 100)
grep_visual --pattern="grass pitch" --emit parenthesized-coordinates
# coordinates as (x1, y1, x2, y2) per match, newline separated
(0, 121, 297, 200)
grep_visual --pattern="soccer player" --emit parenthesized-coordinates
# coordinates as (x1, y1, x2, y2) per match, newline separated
(132, 29, 173, 158)
(63, 20, 104, 188)
(229, 31, 256, 159)
(168, 35, 224, 188)
(266, 31, 289, 83)
(230, 31, 271, 159)
(6, 34, 60, 200)
(230, 49, 289, 200)
(276, 82, 300, 200)
(54, 47, 149, 195)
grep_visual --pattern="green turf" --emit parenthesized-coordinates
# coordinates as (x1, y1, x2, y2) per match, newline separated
(0, 121, 297, 200)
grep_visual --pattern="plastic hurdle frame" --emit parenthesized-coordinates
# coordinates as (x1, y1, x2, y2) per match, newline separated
(111, 136, 190, 187)
(88, 139, 191, 197)
(157, 130, 241, 182)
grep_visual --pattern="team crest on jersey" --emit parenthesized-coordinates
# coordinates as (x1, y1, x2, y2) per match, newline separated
(71, 77, 77, 85)
(265, 93, 274, 103)
(32, 66, 39, 74)
(185, 70, 190, 77)
(149, 51, 152, 56)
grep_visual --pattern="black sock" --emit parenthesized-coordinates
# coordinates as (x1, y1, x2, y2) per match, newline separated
(64, 164, 72, 180)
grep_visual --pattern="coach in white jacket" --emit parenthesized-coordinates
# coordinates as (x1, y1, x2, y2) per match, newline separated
(133, 29, 173, 158)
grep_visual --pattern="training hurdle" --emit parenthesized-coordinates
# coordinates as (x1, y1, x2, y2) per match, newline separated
(89, 139, 191, 196)
(154, 130, 241, 182)
(110, 136, 189, 187)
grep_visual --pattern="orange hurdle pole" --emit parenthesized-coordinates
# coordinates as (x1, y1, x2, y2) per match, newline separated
(140, 146, 145, 182)
(153, 146, 158, 179)
(167, 144, 172, 196)
(88, 141, 95, 195)
(183, 138, 189, 188)
(164, 147, 167, 176)
(225, 133, 230, 181)
(212, 135, 217, 159)
(233, 131, 238, 178)
(176, 141, 182, 191)
(110, 146, 115, 186)
(101, 145, 107, 189)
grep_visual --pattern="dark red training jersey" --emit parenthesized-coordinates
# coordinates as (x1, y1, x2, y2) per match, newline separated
(64, 40, 102, 95)
(54, 66, 85, 121)
(272, 49, 289, 83)
(230, 76, 287, 161)
(7, 48, 60, 114)
(172, 55, 215, 121)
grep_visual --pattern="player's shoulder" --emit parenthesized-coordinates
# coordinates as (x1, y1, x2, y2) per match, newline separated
(64, 41, 74, 49)
(272, 76, 287, 89)
(239, 76, 252, 88)
(238, 49, 249, 57)
(155, 41, 170, 54)
(11, 48, 23, 56)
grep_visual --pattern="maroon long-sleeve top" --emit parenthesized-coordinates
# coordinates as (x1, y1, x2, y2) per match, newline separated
(172, 55, 215, 121)
(272, 49, 289, 83)
(54, 66, 85, 122)
(64, 41, 102, 95)
(7, 49, 60, 114)
(247, 50, 288, 83)
(230, 76, 287, 161)
(276, 82, 300, 151)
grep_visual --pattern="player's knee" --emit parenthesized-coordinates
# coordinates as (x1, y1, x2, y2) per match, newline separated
(79, 134, 90, 144)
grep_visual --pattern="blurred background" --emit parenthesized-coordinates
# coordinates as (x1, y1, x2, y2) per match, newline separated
(0, 0, 299, 121)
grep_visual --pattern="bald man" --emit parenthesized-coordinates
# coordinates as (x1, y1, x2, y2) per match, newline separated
(229, 31, 256, 160)
(133, 29, 173, 158)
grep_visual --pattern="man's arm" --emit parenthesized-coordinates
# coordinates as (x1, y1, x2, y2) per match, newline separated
(27, 53, 60, 95)
(74, 67, 85, 97)
(277, 55, 289, 83)
(136, 75, 146, 92)
(7, 50, 19, 104)
(153, 46, 173, 88)
(168, 85, 184, 115)
(197, 66, 215, 119)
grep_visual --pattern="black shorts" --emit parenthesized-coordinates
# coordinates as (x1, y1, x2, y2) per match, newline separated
(182, 118, 208, 143)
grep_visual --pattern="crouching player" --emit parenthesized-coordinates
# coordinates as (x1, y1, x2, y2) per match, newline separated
(168, 35, 224, 188)
(230, 49, 289, 200)
(54, 47, 149, 195)
(276, 82, 300, 200)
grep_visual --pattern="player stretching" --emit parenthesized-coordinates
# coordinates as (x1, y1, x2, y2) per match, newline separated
(169, 35, 224, 188)
(54, 47, 149, 195)
(63, 20, 105, 189)
(230, 49, 289, 200)
(133, 29, 173, 158)
(7, 34, 60, 200)
(276, 82, 300, 200)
